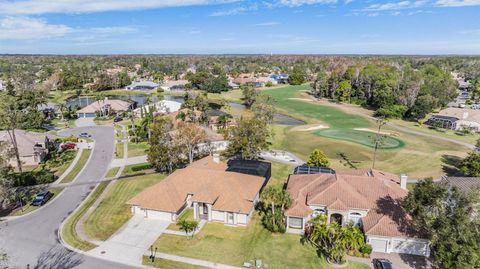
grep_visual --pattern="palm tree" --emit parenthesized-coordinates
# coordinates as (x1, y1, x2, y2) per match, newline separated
(261, 185, 280, 228)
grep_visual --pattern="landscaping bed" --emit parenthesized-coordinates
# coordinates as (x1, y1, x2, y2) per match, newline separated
(167, 208, 194, 231)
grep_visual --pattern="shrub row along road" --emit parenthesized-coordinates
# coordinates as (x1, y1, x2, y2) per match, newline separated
(0, 126, 137, 269)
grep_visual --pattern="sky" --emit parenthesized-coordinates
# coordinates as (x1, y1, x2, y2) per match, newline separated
(0, 0, 479, 54)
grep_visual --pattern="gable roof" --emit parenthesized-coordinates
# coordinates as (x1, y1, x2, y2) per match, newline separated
(285, 169, 421, 238)
(77, 99, 131, 114)
(128, 156, 265, 214)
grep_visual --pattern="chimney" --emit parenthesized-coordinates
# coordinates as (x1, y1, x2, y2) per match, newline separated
(400, 174, 408, 190)
(212, 153, 220, 164)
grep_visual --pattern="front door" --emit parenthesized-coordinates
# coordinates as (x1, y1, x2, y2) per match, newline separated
(227, 212, 234, 224)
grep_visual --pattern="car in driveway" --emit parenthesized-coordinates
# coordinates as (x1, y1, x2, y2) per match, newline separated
(31, 191, 53, 206)
(373, 258, 393, 269)
(61, 142, 76, 151)
(79, 132, 91, 138)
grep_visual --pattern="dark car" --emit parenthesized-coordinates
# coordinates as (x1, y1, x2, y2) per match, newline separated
(79, 132, 91, 138)
(373, 259, 393, 269)
(113, 116, 123, 123)
(61, 142, 76, 151)
(31, 191, 53, 206)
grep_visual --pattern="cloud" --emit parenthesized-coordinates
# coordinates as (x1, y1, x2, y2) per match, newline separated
(276, 0, 337, 7)
(436, 0, 480, 6)
(363, 0, 427, 11)
(210, 6, 247, 16)
(254, 21, 280, 26)
(0, 16, 71, 40)
(0, 0, 235, 15)
(90, 27, 137, 34)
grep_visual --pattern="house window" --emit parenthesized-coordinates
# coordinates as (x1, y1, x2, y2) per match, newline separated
(349, 212, 362, 226)
(288, 217, 303, 229)
(312, 209, 325, 218)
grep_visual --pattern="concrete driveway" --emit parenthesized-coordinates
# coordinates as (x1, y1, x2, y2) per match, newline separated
(370, 253, 433, 269)
(88, 215, 170, 265)
(76, 118, 96, 127)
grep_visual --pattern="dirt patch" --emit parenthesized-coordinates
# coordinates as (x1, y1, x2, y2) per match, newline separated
(292, 124, 329, 131)
(288, 97, 314, 102)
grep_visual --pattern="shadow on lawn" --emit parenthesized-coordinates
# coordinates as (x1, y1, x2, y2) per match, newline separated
(441, 154, 463, 176)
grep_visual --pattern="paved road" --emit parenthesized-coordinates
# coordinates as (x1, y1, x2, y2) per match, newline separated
(0, 126, 138, 269)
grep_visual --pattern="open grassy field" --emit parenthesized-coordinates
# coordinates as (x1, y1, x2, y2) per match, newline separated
(62, 182, 108, 251)
(153, 214, 369, 269)
(128, 141, 149, 157)
(60, 149, 91, 183)
(262, 85, 467, 178)
(83, 173, 166, 241)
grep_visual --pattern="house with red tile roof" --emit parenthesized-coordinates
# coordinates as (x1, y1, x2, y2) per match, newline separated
(128, 155, 270, 226)
(285, 168, 430, 256)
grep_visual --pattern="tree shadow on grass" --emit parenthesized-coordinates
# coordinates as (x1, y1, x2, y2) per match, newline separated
(34, 245, 83, 269)
(441, 154, 463, 176)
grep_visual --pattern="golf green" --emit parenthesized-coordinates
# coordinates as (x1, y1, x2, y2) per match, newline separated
(264, 85, 406, 150)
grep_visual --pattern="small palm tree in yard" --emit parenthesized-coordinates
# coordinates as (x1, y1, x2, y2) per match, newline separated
(177, 219, 199, 239)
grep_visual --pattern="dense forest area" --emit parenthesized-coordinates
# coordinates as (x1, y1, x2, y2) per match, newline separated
(1, 55, 480, 120)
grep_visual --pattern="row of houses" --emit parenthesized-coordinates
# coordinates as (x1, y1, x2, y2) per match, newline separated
(427, 107, 480, 132)
(128, 155, 433, 257)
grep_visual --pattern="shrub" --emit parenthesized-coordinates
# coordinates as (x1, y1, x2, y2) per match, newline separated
(11, 170, 56, 187)
(360, 244, 373, 255)
(63, 135, 79, 142)
(375, 105, 408, 119)
(131, 163, 152, 172)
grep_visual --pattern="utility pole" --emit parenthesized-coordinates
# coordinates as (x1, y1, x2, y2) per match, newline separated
(372, 117, 387, 169)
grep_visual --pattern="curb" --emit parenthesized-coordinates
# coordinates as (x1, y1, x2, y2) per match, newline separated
(54, 148, 84, 184)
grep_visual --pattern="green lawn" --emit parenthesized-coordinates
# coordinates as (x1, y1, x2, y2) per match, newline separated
(264, 85, 404, 149)
(153, 214, 369, 269)
(121, 162, 152, 176)
(167, 208, 194, 231)
(61, 182, 108, 251)
(60, 149, 91, 183)
(106, 167, 120, 178)
(12, 187, 63, 216)
(269, 162, 293, 186)
(115, 142, 124, 159)
(143, 257, 210, 269)
(83, 173, 166, 241)
(128, 141, 149, 157)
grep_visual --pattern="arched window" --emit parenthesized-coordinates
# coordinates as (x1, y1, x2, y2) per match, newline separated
(312, 208, 325, 218)
(349, 212, 362, 226)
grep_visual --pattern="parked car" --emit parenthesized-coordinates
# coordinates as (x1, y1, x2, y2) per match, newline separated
(114, 116, 123, 122)
(79, 132, 91, 138)
(31, 191, 53, 206)
(61, 142, 76, 151)
(373, 259, 393, 269)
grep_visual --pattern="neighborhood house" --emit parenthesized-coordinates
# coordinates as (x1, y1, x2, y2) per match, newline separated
(76, 99, 131, 118)
(126, 80, 160, 90)
(160, 80, 189, 91)
(0, 130, 54, 167)
(285, 166, 430, 257)
(128, 155, 271, 226)
(427, 107, 480, 131)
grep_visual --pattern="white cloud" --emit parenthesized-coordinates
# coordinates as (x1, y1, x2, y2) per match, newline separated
(436, 0, 480, 6)
(276, 0, 337, 7)
(90, 27, 137, 34)
(363, 0, 427, 11)
(0, 0, 235, 15)
(254, 21, 280, 26)
(210, 6, 247, 16)
(0, 16, 71, 40)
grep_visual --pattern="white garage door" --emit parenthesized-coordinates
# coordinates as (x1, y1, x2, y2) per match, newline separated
(393, 239, 429, 256)
(370, 238, 389, 253)
(146, 209, 173, 221)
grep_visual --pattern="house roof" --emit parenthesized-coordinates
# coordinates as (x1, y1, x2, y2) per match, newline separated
(161, 80, 188, 88)
(128, 156, 265, 214)
(436, 107, 480, 124)
(285, 169, 420, 238)
(127, 80, 160, 88)
(442, 176, 480, 193)
(77, 99, 131, 114)
(0, 129, 55, 157)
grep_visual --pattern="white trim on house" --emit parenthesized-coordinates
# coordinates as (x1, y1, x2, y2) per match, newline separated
(367, 235, 430, 257)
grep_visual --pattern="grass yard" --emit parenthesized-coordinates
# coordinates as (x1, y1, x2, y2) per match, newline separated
(115, 142, 125, 159)
(12, 187, 63, 216)
(128, 141, 149, 157)
(153, 214, 369, 269)
(167, 208, 194, 231)
(83, 173, 166, 241)
(269, 162, 293, 186)
(60, 149, 91, 184)
(143, 257, 210, 269)
(61, 182, 108, 251)
(105, 167, 120, 178)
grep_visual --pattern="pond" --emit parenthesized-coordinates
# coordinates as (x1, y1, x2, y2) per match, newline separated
(66, 95, 184, 108)
(229, 102, 305, 126)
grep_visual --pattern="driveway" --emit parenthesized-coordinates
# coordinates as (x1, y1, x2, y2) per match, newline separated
(76, 118, 96, 127)
(369, 253, 433, 269)
(88, 215, 170, 265)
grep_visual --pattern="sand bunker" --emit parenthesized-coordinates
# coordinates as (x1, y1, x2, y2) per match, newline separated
(288, 98, 314, 102)
(293, 124, 329, 131)
(354, 128, 393, 136)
